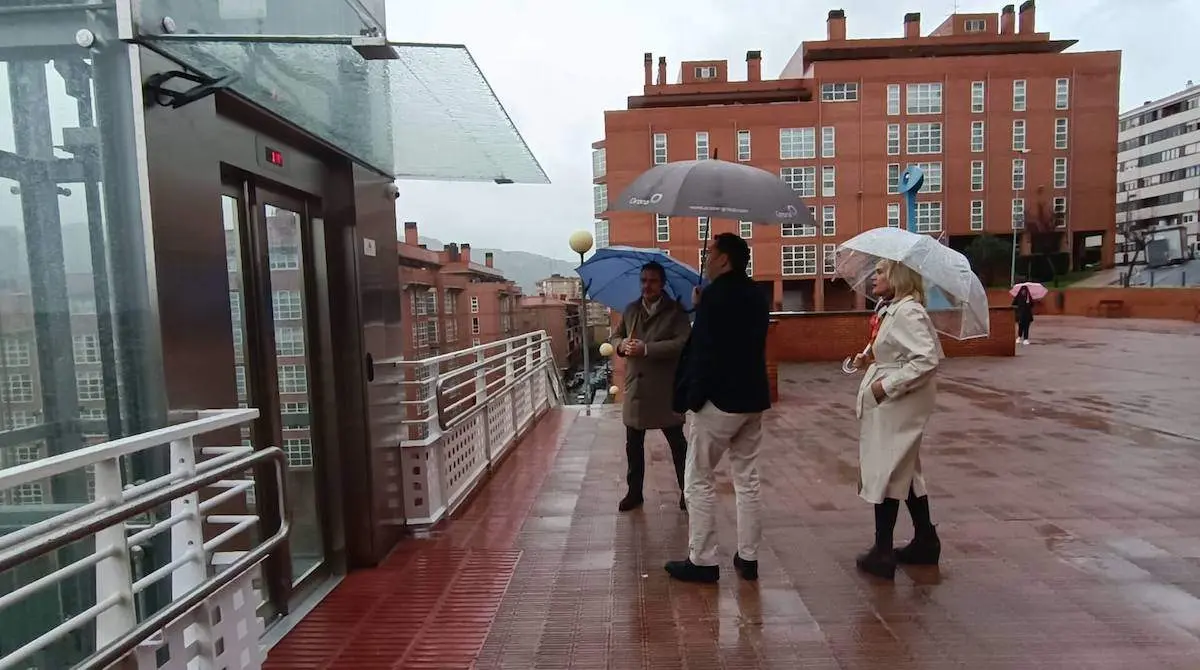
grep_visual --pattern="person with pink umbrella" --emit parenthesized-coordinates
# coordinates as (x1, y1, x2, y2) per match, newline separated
(1010, 282, 1046, 345)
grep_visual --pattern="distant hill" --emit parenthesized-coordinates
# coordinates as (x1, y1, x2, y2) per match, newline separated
(418, 236, 576, 294)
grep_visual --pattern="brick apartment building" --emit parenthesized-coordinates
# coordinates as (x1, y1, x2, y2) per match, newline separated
(516, 296, 582, 372)
(594, 1, 1120, 311)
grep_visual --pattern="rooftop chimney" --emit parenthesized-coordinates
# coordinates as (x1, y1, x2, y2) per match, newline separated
(1000, 5, 1015, 34)
(904, 12, 921, 39)
(826, 9, 846, 41)
(485, 252, 495, 268)
(644, 52, 653, 87)
(461, 243, 472, 264)
(446, 243, 460, 262)
(656, 56, 666, 86)
(403, 221, 418, 246)
(746, 50, 762, 82)
(1018, 0, 1035, 34)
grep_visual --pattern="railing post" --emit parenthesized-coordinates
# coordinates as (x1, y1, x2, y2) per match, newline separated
(93, 457, 137, 648)
(505, 339, 516, 386)
(170, 436, 207, 597)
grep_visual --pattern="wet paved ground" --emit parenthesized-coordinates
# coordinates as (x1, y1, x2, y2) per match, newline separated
(268, 317, 1200, 669)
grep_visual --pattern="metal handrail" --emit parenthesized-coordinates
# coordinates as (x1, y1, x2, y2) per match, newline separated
(376, 330, 548, 368)
(434, 350, 553, 432)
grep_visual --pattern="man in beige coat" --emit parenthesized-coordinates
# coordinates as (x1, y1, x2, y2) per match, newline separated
(610, 262, 692, 512)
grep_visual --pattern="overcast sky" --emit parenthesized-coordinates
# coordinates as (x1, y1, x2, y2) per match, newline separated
(387, 0, 1199, 261)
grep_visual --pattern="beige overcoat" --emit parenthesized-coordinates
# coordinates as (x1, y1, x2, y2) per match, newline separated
(855, 296, 944, 504)
(611, 297, 691, 430)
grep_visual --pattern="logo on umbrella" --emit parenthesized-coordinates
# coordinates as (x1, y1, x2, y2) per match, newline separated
(776, 204, 798, 219)
(627, 193, 665, 206)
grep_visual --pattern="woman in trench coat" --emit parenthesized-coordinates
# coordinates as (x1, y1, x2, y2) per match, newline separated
(851, 259, 945, 580)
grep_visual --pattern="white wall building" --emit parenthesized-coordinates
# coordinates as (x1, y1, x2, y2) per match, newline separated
(1115, 82, 1200, 265)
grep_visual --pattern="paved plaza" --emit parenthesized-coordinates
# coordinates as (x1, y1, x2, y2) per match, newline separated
(268, 316, 1200, 669)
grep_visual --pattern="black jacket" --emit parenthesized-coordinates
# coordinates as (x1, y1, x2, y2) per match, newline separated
(672, 271, 771, 415)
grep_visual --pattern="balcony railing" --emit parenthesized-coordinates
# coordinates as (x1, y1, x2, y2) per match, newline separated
(0, 409, 286, 670)
(379, 331, 561, 527)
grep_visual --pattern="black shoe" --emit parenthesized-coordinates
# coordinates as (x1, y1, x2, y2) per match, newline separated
(895, 528, 941, 565)
(618, 493, 644, 512)
(855, 546, 897, 580)
(679, 493, 687, 511)
(733, 553, 758, 581)
(664, 559, 720, 583)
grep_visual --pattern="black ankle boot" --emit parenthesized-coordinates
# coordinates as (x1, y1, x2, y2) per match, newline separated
(856, 546, 897, 580)
(618, 492, 644, 512)
(733, 553, 758, 581)
(895, 526, 941, 565)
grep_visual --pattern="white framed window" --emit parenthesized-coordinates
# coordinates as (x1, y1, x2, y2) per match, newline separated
(697, 216, 710, 240)
(1054, 118, 1069, 149)
(235, 366, 246, 399)
(780, 128, 816, 159)
(1053, 197, 1068, 227)
(273, 290, 302, 321)
(971, 120, 985, 152)
(820, 82, 858, 102)
(821, 165, 836, 196)
(821, 205, 836, 236)
(283, 436, 314, 468)
(695, 65, 717, 79)
(737, 130, 751, 161)
(780, 166, 816, 197)
(698, 249, 705, 268)
(594, 219, 609, 249)
(472, 338, 481, 347)
(739, 220, 753, 239)
(5, 374, 34, 403)
(471, 317, 480, 334)
(410, 288, 437, 316)
(1012, 198, 1025, 229)
(971, 81, 986, 113)
(745, 248, 754, 276)
(1054, 157, 1068, 188)
(1011, 119, 1026, 151)
(76, 371, 104, 401)
(782, 219, 817, 237)
(1012, 158, 1026, 190)
(914, 162, 943, 193)
(915, 201, 942, 234)
(470, 296, 479, 313)
(275, 326, 305, 357)
(971, 161, 985, 191)
(1012, 79, 1027, 112)
(886, 124, 900, 155)
(695, 131, 710, 160)
(781, 245, 817, 276)
(278, 364, 307, 394)
(3, 339, 30, 367)
(1055, 78, 1070, 110)
(821, 126, 836, 158)
(887, 163, 901, 194)
(822, 243, 837, 274)
(970, 200, 985, 231)
(443, 290, 458, 315)
(593, 183, 608, 215)
(653, 133, 668, 165)
(906, 123, 943, 154)
(655, 214, 670, 242)
(591, 148, 606, 179)
(886, 203, 901, 228)
(906, 83, 943, 115)
(268, 245, 299, 270)
(964, 18, 986, 32)
(886, 84, 900, 115)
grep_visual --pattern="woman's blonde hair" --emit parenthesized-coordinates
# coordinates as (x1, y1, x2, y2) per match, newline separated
(877, 259, 925, 305)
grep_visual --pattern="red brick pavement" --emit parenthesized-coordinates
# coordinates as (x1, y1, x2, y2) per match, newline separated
(269, 317, 1200, 669)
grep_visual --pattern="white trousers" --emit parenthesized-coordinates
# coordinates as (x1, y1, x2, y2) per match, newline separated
(684, 402, 764, 566)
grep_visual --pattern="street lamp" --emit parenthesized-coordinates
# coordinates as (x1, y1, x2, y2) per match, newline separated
(569, 230, 594, 405)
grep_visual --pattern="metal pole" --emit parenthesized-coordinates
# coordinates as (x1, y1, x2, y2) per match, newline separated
(578, 253, 591, 409)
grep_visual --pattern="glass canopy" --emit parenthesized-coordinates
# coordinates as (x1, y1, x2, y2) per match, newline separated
(138, 0, 385, 38)
(142, 38, 549, 184)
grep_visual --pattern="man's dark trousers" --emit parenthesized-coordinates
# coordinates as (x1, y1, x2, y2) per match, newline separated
(626, 424, 688, 497)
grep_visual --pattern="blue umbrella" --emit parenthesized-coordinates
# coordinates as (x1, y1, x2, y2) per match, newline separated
(576, 246, 704, 312)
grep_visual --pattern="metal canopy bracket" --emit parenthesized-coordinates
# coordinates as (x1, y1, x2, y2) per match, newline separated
(144, 69, 240, 109)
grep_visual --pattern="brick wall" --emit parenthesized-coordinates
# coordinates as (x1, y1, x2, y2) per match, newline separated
(991, 288, 1200, 321)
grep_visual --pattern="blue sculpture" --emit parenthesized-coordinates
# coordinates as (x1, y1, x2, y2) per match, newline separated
(898, 164, 924, 234)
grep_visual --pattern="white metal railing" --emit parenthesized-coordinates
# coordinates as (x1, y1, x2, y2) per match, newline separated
(0, 408, 288, 670)
(378, 331, 559, 526)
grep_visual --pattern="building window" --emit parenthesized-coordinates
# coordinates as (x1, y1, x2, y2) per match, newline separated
(3, 338, 30, 367)
(76, 371, 104, 401)
(5, 374, 34, 403)
(1053, 197, 1068, 227)
(1012, 119, 1026, 151)
(1055, 118, 1069, 149)
(914, 162, 943, 193)
(970, 200, 985, 231)
(915, 201, 942, 234)
(278, 364, 307, 394)
(822, 243, 837, 274)
(593, 183, 607, 215)
(1012, 198, 1025, 229)
(971, 120, 985, 152)
(695, 65, 716, 79)
(1012, 159, 1026, 190)
(970, 161, 985, 192)
(886, 84, 900, 115)
(470, 296, 479, 313)
(445, 317, 458, 343)
(273, 290, 302, 321)
(698, 249, 705, 269)
(656, 214, 670, 242)
(906, 83, 943, 115)
(1012, 79, 1027, 112)
(782, 218, 817, 238)
(413, 319, 439, 348)
(283, 436, 314, 468)
(964, 18, 986, 32)
(780, 127, 816, 160)
(745, 248, 754, 276)
(887, 124, 900, 155)
(275, 326, 304, 357)
(821, 165, 836, 196)
(695, 131, 710, 160)
(471, 317, 480, 334)
(780, 166, 816, 197)
(591, 148, 606, 179)
(443, 290, 458, 315)
(821, 126, 836, 158)
(268, 245, 299, 270)
(1054, 157, 1068, 188)
(906, 123, 943, 154)
(594, 219, 609, 249)
(970, 81, 986, 113)
(887, 164, 901, 194)
(653, 133, 668, 165)
(820, 82, 858, 102)
(821, 205, 836, 236)
(737, 130, 751, 161)
(697, 217, 710, 240)
(887, 203, 901, 228)
(781, 245, 817, 276)
(411, 288, 437, 316)
(739, 220, 753, 239)
(1055, 78, 1070, 110)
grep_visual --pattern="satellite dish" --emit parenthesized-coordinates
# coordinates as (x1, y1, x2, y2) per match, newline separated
(899, 165, 925, 194)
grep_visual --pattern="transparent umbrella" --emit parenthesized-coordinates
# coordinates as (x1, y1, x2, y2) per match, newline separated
(835, 227, 991, 340)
